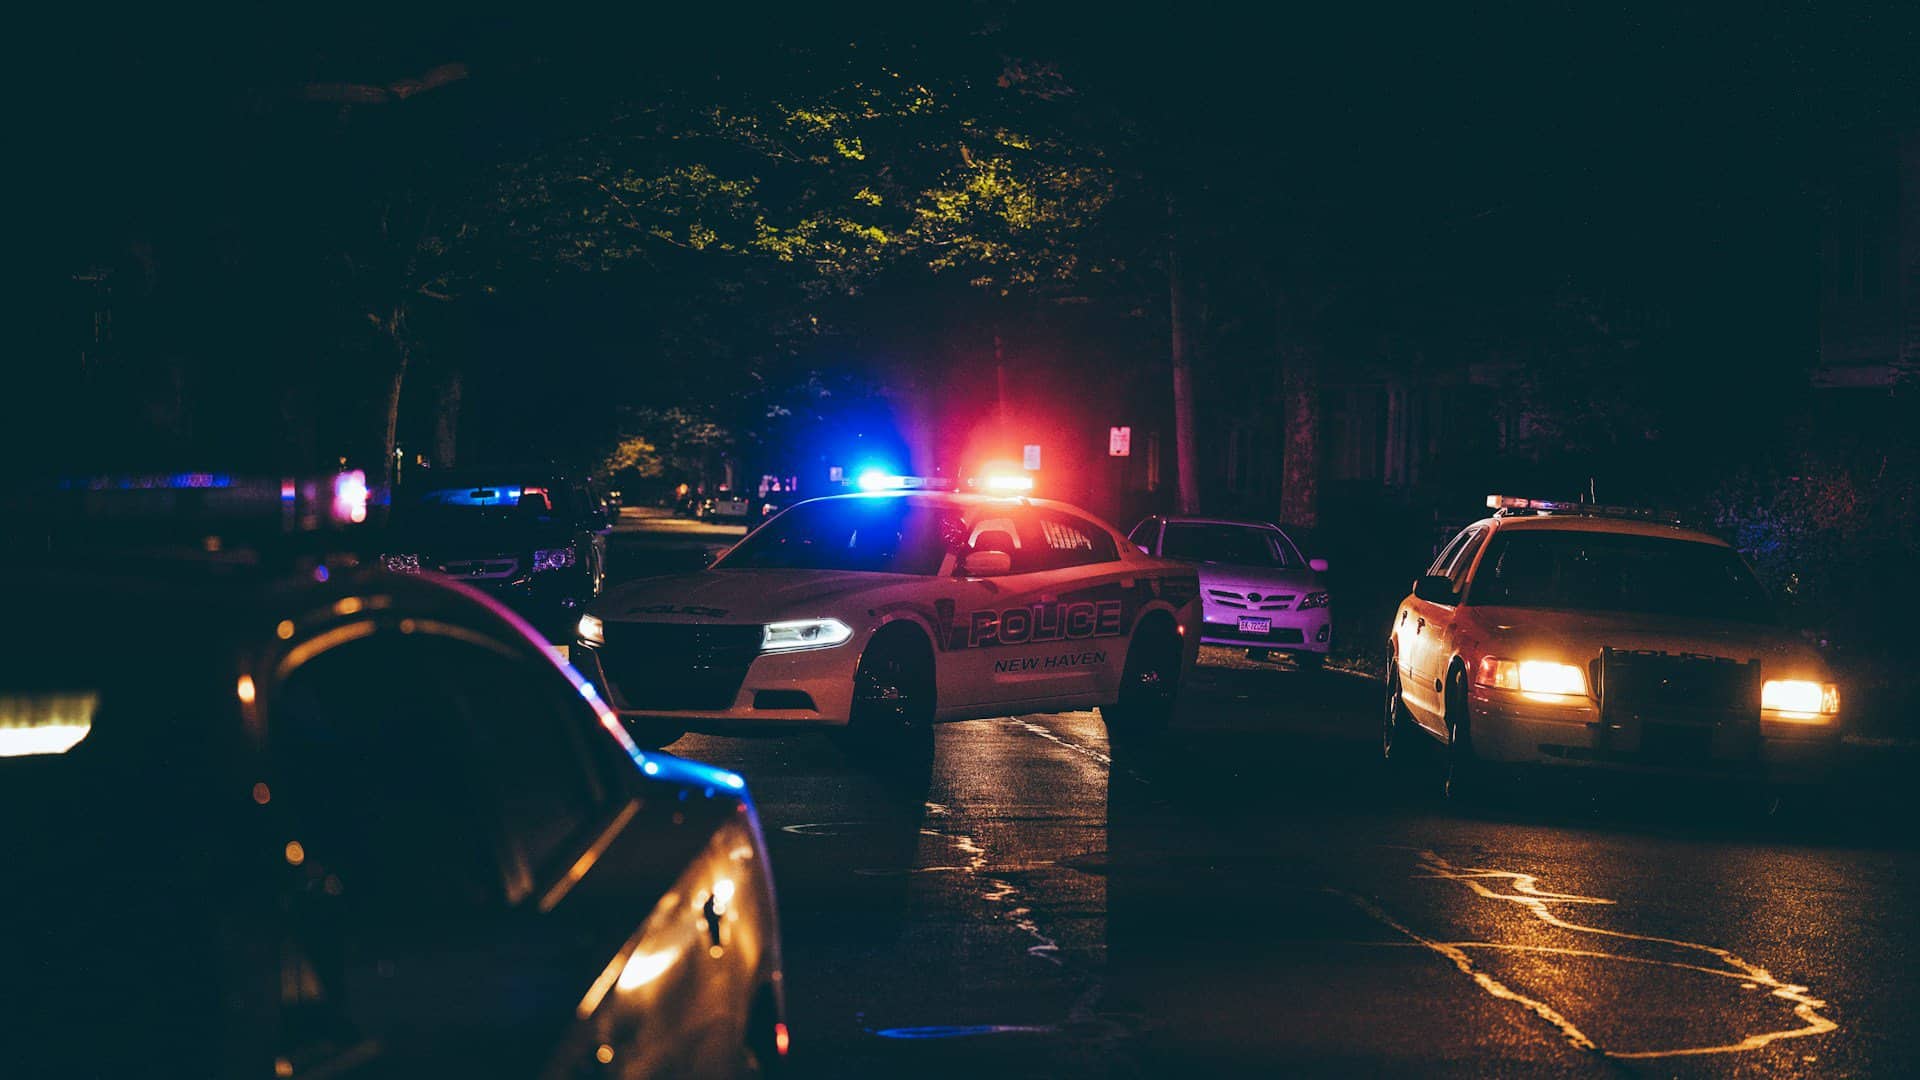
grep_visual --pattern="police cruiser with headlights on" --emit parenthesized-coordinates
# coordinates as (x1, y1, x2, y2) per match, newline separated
(1384, 495, 1844, 799)
(573, 486, 1203, 749)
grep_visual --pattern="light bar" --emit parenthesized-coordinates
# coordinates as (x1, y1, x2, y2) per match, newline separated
(52, 470, 376, 534)
(854, 471, 932, 492)
(981, 474, 1034, 493)
(1486, 494, 1687, 525)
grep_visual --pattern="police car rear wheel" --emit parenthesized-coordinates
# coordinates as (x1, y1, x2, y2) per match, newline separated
(1106, 620, 1181, 735)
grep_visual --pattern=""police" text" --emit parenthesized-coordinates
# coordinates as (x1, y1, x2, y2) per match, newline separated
(968, 599, 1123, 647)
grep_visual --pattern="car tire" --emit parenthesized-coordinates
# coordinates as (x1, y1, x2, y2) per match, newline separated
(1442, 667, 1490, 804)
(843, 630, 935, 767)
(1105, 618, 1182, 736)
(1383, 667, 1424, 775)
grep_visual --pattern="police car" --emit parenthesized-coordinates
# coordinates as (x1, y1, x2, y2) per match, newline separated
(6, 474, 788, 1077)
(1384, 495, 1843, 797)
(572, 486, 1203, 748)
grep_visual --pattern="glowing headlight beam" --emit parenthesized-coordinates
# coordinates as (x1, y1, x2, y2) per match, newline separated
(761, 618, 854, 652)
(1762, 679, 1839, 721)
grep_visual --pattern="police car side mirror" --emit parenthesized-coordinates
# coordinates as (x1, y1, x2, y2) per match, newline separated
(1413, 574, 1455, 604)
(1309, 557, 1329, 573)
(964, 550, 1014, 577)
(1137, 543, 1152, 555)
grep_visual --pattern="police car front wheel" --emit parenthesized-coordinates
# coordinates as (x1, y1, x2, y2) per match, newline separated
(842, 630, 935, 761)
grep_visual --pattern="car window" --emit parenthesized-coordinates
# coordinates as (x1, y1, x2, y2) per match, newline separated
(720, 498, 963, 574)
(1160, 523, 1296, 568)
(1428, 528, 1473, 577)
(1443, 527, 1489, 591)
(1468, 530, 1776, 622)
(998, 509, 1120, 573)
(270, 634, 506, 910)
(458, 653, 614, 876)
(1126, 519, 1159, 550)
(271, 630, 616, 907)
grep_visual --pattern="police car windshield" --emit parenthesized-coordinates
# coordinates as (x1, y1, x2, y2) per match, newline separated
(1160, 523, 1298, 568)
(1469, 531, 1776, 623)
(719, 498, 953, 574)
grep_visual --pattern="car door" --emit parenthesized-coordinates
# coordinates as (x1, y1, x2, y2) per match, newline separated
(944, 507, 1131, 710)
(1402, 526, 1487, 732)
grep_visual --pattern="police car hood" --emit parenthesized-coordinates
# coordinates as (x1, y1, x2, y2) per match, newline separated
(596, 568, 908, 622)
(1474, 608, 1828, 675)
(1185, 561, 1322, 595)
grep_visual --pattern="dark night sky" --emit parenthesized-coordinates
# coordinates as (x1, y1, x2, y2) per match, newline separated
(19, 4, 1920, 477)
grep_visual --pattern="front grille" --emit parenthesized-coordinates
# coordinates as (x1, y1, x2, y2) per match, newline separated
(1598, 649, 1763, 763)
(1599, 649, 1761, 722)
(438, 557, 520, 580)
(1206, 589, 1295, 611)
(600, 623, 763, 711)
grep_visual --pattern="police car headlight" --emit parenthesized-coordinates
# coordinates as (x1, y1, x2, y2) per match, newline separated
(1299, 590, 1331, 610)
(762, 618, 854, 652)
(531, 547, 577, 572)
(1477, 657, 1589, 702)
(379, 553, 422, 574)
(576, 613, 605, 645)
(1762, 679, 1839, 722)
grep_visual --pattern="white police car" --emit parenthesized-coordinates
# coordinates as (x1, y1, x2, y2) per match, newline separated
(573, 489, 1203, 748)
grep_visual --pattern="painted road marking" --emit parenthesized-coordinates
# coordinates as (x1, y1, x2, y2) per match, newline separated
(1342, 850, 1837, 1060)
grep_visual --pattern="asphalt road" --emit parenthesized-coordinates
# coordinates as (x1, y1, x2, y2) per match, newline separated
(607, 508, 1920, 1078)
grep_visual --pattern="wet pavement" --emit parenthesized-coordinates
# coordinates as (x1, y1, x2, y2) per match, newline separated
(608, 509, 1920, 1077)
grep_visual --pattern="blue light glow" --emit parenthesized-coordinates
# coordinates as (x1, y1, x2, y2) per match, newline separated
(873, 1025, 1057, 1040)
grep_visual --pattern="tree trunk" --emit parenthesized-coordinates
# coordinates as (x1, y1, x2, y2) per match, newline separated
(1169, 240, 1201, 513)
(1278, 341, 1320, 528)
(378, 303, 410, 492)
(433, 369, 463, 467)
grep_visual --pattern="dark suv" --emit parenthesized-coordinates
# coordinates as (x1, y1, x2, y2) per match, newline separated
(379, 468, 613, 641)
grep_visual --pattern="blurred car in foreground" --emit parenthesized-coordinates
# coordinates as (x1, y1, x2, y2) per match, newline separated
(379, 467, 613, 641)
(5, 475, 786, 1078)
(573, 488, 1202, 751)
(1128, 515, 1331, 668)
(1384, 495, 1843, 799)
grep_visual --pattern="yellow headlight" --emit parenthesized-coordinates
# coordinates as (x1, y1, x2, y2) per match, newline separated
(1475, 657, 1589, 701)
(1762, 679, 1839, 721)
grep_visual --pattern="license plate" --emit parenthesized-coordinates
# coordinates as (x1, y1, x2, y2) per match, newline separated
(1237, 616, 1271, 635)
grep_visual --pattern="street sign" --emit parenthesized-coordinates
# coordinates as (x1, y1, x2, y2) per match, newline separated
(1109, 426, 1132, 457)
(1023, 444, 1041, 471)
